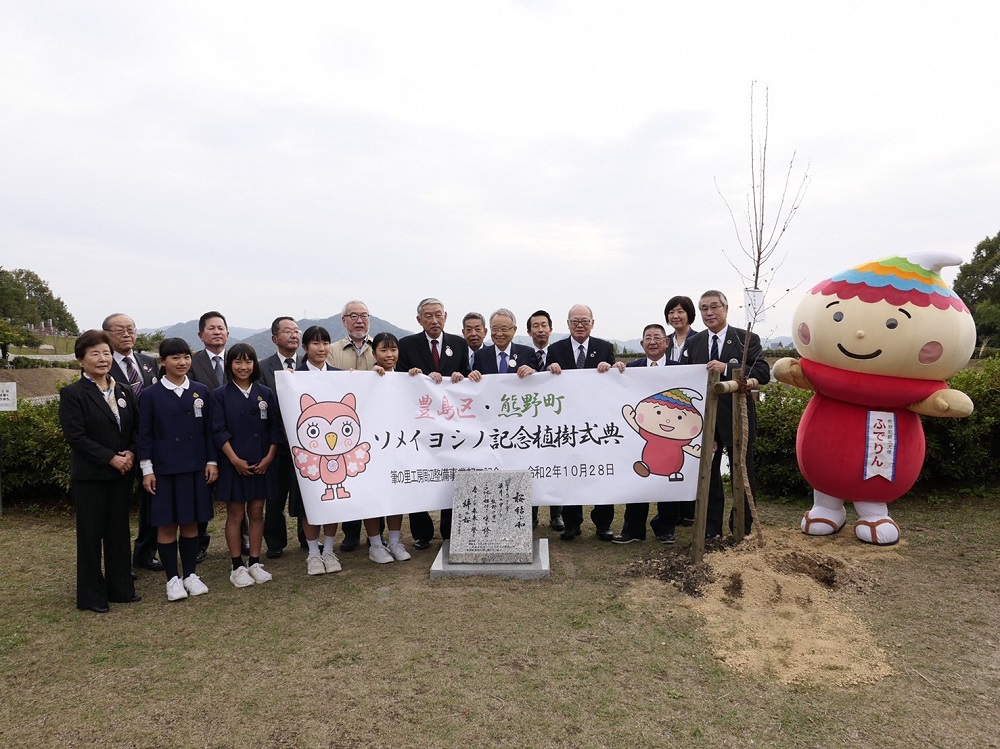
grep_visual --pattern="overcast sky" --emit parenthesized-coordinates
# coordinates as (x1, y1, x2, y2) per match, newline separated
(2, 1, 998, 342)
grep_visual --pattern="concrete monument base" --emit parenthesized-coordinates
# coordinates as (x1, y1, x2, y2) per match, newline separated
(430, 539, 550, 580)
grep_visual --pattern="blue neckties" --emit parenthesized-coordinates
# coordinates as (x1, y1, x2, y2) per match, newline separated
(576, 345, 586, 369)
(710, 334, 720, 362)
(499, 351, 508, 374)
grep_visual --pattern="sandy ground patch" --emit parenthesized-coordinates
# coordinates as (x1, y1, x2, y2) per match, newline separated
(627, 527, 898, 686)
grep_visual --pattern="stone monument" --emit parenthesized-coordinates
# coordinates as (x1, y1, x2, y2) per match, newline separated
(430, 470, 550, 579)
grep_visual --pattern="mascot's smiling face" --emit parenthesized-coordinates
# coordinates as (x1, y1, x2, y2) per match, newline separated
(792, 253, 976, 381)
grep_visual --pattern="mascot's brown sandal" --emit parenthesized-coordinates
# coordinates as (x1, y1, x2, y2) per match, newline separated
(801, 511, 846, 535)
(854, 517, 900, 545)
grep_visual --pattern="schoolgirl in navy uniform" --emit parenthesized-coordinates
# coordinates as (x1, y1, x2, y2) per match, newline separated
(211, 343, 281, 588)
(138, 337, 218, 602)
(293, 326, 345, 577)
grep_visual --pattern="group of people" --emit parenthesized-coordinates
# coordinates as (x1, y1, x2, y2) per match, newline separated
(59, 291, 770, 612)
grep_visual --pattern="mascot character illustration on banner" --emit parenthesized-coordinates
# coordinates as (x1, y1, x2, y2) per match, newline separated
(773, 252, 976, 545)
(292, 393, 371, 500)
(622, 388, 704, 482)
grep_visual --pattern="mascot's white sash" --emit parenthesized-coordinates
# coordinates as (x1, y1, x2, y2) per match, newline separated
(864, 410, 897, 481)
(275, 366, 709, 525)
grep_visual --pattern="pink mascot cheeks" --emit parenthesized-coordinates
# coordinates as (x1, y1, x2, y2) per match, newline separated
(773, 252, 976, 545)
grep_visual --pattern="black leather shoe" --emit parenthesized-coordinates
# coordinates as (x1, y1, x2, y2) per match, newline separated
(113, 595, 142, 603)
(136, 557, 164, 572)
(266, 548, 283, 559)
(658, 532, 676, 544)
(195, 548, 208, 563)
(340, 537, 360, 552)
(413, 538, 431, 550)
(550, 515, 565, 532)
(87, 605, 109, 614)
(611, 533, 644, 544)
(596, 527, 614, 542)
(560, 526, 581, 541)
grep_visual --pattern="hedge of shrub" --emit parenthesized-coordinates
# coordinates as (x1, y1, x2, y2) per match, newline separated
(0, 398, 71, 501)
(754, 357, 1000, 500)
(9, 356, 75, 369)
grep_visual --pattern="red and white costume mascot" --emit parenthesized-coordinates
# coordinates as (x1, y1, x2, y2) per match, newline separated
(773, 252, 976, 545)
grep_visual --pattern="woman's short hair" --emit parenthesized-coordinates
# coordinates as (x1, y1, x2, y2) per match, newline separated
(159, 337, 193, 358)
(301, 326, 331, 345)
(74, 329, 113, 360)
(371, 331, 399, 350)
(225, 343, 261, 383)
(663, 296, 696, 326)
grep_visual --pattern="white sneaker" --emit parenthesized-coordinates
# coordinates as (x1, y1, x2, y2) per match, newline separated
(183, 573, 209, 596)
(321, 550, 342, 573)
(307, 554, 326, 576)
(387, 542, 412, 561)
(369, 544, 395, 564)
(247, 562, 273, 583)
(230, 566, 255, 588)
(166, 575, 188, 602)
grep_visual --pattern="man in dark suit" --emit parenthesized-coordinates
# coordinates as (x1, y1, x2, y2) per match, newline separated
(546, 304, 625, 541)
(612, 323, 674, 544)
(681, 290, 771, 538)
(462, 312, 488, 372)
(469, 308, 536, 377)
(395, 297, 471, 549)
(258, 316, 306, 558)
(188, 311, 230, 561)
(525, 310, 563, 530)
(103, 313, 162, 573)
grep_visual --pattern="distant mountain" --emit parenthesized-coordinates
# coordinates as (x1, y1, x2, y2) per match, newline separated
(139, 321, 265, 350)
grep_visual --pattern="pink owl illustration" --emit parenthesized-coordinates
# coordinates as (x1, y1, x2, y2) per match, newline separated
(291, 392, 371, 501)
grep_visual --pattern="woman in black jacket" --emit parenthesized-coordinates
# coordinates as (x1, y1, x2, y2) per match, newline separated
(59, 329, 140, 613)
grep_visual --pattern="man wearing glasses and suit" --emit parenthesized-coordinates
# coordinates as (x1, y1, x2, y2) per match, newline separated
(682, 290, 770, 539)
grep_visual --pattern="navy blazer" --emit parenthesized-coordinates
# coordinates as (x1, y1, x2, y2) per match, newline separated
(665, 329, 697, 363)
(138, 379, 218, 474)
(683, 327, 770, 446)
(395, 332, 470, 377)
(109, 351, 158, 397)
(546, 335, 616, 370)
(190, 349, 225, 392)
(473, 343, 536, 374)
(59, 377, 139, 481)
(211, 382, 283, 464)
(296, 361, 340, 372)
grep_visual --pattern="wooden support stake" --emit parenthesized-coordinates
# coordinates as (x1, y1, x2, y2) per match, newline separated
(731, 368, 746, 543)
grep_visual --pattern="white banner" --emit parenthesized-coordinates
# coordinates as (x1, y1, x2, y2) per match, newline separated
(275, 366, 710, 525)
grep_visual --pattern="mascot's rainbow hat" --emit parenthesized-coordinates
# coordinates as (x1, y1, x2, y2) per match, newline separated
(642, 388, 701, 413)
(809, 251, 969, 313)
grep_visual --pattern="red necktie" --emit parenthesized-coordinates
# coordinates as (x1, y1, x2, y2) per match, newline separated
(431, 339, 440, 370)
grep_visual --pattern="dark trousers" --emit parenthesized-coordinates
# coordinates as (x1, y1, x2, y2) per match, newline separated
(621, 502, 649, 539)
(651, 500, 694, 535)
(341, 519, 363, 544)
(562, 504, 614, 532)
(132, 485, 158, 564)
(409, 508, 452, 542)
(74, 478, 136, 610)
(264, 446, 306, 551)
(531, 505, 563, 524)
(708, 441, 756, 537)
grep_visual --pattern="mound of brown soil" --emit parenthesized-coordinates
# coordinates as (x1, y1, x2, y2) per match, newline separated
(628, 527, 896, 686)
